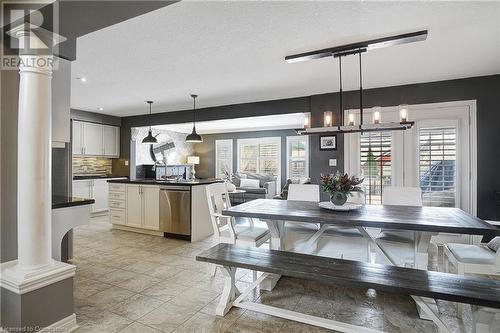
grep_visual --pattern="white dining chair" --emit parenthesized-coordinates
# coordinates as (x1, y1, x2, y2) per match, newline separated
(283, 184, 321, 252)
(374, 187, 426, 268)
(444, 237, 500, 318)
(206, 182, 270, 277)
(316, 191, 371, 262)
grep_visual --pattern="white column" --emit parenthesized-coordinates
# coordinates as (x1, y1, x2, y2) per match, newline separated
(16, 54, 54, 271)
(1, 25, 75, 290)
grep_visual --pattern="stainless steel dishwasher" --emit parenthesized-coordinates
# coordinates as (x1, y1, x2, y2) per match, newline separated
(159, 186, 191, 238)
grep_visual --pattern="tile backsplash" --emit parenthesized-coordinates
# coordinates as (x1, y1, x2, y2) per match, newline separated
(73, 157, 112, 175)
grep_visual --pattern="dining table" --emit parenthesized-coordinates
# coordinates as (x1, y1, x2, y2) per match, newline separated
(222, 198, 500, 330)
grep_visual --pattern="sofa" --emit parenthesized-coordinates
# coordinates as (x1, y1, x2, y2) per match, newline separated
(232, 172, 277, 201)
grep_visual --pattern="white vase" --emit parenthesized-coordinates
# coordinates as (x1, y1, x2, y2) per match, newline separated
(226, 182, 236, 192)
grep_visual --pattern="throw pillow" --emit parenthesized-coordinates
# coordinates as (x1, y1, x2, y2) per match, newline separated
(487, 237, 500, 252)
(240, 178, 260, 188)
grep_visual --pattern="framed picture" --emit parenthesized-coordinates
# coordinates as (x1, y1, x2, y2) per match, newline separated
(319, 135, 337, 150)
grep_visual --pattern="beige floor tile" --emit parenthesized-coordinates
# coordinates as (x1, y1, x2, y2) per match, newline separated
(74, 310, 132, 333)
(141, 280, 190, 302)
(96, 269, 139, 285)
(137, 302, 199, 333)
(110, 294, 164, 320)
(168, 287, 221, 311)
(146, 265, 185, 280)
(117, 274, 162, 293)
(279, 321, 340, 333)
(122, 260, 160, 274)
(121, 322, 162, 333)
(88, 286, 136, 309)
(74, 278, 113, 298)
(175, 312, 236, 333)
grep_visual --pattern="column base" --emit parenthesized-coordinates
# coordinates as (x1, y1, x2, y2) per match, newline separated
(1, 260, 76, 332)
(0, 259, 75, 295)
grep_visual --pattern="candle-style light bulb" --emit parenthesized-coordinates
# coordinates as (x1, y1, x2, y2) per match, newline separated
(399, 104, 408, 123)
(372, 107, 381, 125)
(348, 113, 355, 126)
(324, 111, 333, 127)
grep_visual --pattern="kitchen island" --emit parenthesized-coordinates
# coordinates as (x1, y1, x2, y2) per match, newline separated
(107, 179, 222, 241)
(52, 196, 95, 261)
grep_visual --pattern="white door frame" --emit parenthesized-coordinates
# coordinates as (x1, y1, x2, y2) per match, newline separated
(344, 100, 477, 215)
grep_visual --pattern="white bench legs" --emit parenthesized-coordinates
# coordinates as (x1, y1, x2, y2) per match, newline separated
(216, 266, 240, 316)
(260, 219, 284, 291)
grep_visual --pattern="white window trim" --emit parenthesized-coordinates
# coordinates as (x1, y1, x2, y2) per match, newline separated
(344, 100, 477, 215)
(286, 135, 310, 180)
(215, 139, 233, 178)
(237, 137, 282, 189)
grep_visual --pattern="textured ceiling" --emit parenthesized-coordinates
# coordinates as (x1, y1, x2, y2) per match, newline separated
(71, 1, 500, 116)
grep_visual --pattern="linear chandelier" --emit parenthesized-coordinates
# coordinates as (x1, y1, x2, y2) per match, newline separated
(290, 30, 427, 135)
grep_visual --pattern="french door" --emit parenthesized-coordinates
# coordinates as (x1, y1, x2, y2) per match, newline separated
(344, 101, 476, 215)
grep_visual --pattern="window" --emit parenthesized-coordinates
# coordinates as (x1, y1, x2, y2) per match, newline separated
(360, 131, 392, 205)
(237, 137, 281, 188)
(344, 102, 474, 213)
(215, 140, 233, 178)
(419, 127, 457, 207)
(286, 136, 309, 180)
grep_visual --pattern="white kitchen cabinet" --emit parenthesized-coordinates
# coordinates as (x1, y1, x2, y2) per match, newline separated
(72, 121, 120, 157)
(92, 179, 109, 212)
(73, 179, 111, 213)
(124, 184, 160, 230)
(103, 125, 120, 157)
(72, 121, 84, 155)
(83, 122, 103, 156)
(143, 185, 160, 230)
(73, 180, 92, 199)
(126, 185, 143, 228)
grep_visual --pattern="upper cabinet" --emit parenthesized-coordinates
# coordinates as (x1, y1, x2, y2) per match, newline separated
(72, 120, 120, 157)
(103, 125, 120, 157)
(83, 122, 104, 155)
(52, 57, 71, 147)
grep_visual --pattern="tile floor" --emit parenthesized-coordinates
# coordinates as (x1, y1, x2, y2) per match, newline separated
(72, 215, 473, 333)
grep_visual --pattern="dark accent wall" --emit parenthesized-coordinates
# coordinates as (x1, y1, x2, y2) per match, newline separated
(120, 74, 500, 220)
(71, 109, 122, 126)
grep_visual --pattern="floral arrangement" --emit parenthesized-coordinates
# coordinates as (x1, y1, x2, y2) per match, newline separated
(321, 172, 364, 205)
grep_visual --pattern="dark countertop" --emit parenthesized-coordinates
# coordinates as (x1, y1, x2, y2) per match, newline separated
(107, 178, 223, 186)
(52, 196, 95, 209)
(73, 175, 128, 180)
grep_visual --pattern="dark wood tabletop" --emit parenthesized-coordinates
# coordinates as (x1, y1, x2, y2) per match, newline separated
(223, 199, 500, 236)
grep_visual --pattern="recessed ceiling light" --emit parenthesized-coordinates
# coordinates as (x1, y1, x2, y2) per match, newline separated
(76, 77, 87, 82)
(98, 107, 104, 111)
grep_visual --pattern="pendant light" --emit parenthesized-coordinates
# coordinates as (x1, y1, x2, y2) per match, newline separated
(142, 101, 158, 144)
(291, 32, 421, 135)
(186, 94, 203, 143)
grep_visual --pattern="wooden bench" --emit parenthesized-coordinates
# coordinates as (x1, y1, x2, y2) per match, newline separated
(196, 243, 500, 333)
